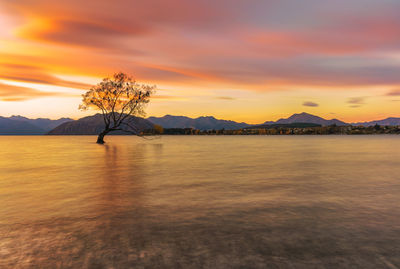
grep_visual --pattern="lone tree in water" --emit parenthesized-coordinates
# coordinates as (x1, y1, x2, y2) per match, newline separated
(79, 72, 155, 144)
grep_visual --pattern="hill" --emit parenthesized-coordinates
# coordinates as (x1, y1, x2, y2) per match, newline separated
(270, 112, 347, 126)
(48, 114, 154, 135)
(246, 122, 322, 129)
(148, 113, 346, 130)
(147, 115, 250, 130)
(352, 117, 400, 127)
(0, 116, 72, 135)
(0, 117, 45, 134)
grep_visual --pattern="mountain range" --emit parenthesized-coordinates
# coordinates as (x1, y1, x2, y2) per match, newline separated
(147, 115, 250, 130)
(351, 118, 400, 127)
(1, 112, 400, 134)
(48, 114, 154, 135)
(0, 115, 72, 135)
(147, 112, 348, 130)
(264, 112, 347, 126)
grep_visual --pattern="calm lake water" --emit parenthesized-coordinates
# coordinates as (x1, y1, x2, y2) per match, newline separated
(0, 135, 400, 268)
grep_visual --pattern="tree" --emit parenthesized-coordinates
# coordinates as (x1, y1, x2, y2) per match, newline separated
(79, 72, 156, 144)
(153, 124, 164, 134)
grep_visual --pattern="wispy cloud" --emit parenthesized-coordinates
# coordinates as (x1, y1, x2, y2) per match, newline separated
(347, 97, 366, 105)
(302, 101, 319, 107)
(1, 0, 400, 121)
(347, 97, 367, 108)
(152, 95, 186, 101)
(2, 0, 400, 90)
(385, 89, 400, 96)
(0, 63, 91, 89)
(0, 82, 65, 101)
(216, 96, 236, 100)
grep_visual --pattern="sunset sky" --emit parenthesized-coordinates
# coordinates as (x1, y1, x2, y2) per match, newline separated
(0, 0, 400, 123)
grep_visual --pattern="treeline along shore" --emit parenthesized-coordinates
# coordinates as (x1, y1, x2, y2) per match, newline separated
(143, 123, 400, 135)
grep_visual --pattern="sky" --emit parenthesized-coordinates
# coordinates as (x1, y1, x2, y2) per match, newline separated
(0, 0, 400, 123)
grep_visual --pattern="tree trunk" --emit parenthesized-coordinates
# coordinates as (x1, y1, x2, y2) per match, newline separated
(96, 129, 110, 144)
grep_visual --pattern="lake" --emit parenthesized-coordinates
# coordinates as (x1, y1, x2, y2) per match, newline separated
(0, 135, 400, 268)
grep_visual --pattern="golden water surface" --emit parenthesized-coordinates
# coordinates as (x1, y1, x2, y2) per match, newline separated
(0, 136, 400, 268)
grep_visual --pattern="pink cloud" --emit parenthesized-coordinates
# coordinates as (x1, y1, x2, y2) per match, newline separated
(2, 0, 400, 91)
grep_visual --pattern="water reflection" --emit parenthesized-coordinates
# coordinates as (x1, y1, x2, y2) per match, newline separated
(0, 136, 400, 268)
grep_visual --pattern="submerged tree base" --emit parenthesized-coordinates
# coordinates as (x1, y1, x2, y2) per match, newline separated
(96, 132, 107, 144)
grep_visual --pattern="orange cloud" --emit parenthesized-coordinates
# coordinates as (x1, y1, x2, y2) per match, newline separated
(0, 82, 65, 101)
(1, 0, 400, 122)
(386, 89, 400, 96)
(3, 0, 400, 89)
(0, 63, 91, 89)
(216, 96, 236, 100)
(17, 18, 151, 50)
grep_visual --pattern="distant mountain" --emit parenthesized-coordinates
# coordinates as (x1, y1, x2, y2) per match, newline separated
(0, 117, 45, 134)
(8, 116, 72, 131)
(48, 114, 154, 135)
(149, 113, 400, 130)
(269, 112, 347, 126)
(2, 112, 400, 135)
(246, 122, 322, 129)
(147, 115, 250, 130)
(0, 115, 72, 135)
(352, 117, 400, 127)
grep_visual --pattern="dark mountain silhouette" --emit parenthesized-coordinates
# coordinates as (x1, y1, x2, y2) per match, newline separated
(246, 122, 321, 129)
(0, 115, 72, 134)
(48, 114, 154, 135)
(2, 113, 400, 135)
(269, 112, 347, 126)
(148, 113, 348, 130)
(0, 116, 45, 134)
(8, 116, 72, 131)
(147, 115, 250, 130)
(352, 117, 400, 127)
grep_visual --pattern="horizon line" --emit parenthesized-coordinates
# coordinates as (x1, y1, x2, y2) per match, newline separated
(2, 112, 400, 125)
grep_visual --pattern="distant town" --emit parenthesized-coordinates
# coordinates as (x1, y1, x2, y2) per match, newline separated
(145, 124, 400, 136)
